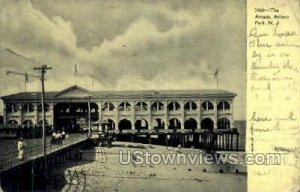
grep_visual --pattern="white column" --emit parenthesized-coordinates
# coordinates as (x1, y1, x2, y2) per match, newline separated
(163, 101, 168, 129)
(50, 103, 54, 126)
(230, 100, 234, 128)
(197, 100, 202, 129)
(19, 103, 23, 125)
(115, 101, 119, 131)
(147, 101, 152, 129)
(34, 104, 38, 125)
(97, 101, 102, 124)
(180, 101, 184, 129)
(213, 99, 218, 129)
(131, 101, 135, 130)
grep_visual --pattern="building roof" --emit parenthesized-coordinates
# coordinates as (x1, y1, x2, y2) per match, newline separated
(1, 85, 237, 101)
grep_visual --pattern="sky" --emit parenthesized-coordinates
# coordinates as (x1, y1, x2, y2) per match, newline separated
(0, 0, 246, 120)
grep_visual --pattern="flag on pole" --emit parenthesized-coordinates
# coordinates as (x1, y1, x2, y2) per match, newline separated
(213, 67, 219, 79)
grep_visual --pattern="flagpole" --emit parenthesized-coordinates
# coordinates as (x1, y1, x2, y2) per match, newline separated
(214, 67, 220, 89)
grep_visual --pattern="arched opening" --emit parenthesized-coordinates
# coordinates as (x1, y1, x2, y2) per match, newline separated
(8, 120, 18, 125)
(102, 119, 115, 131)
(217, 101, 230, 110)
(151, 101, 164, 111)
(184, 101, 197, 111)
(168, 101, 181, 111)
(153, 118, 165, 129)
(184, 118, 197, 130)
(135, 119, 148, 130)
(201, 101, 214, 110)
(102, 102, 115, 111)
(217, 118, 230, 129)
(135, 102, 148, 111)
(201, 118, 214, 130)
(22, 104, 34, 113)
(119, 102, 131, 111)
(38, 104, 50, 112)
(6, 103, 19, 113)
(119, 119, 132, 131)
(169, 118, 181, 129)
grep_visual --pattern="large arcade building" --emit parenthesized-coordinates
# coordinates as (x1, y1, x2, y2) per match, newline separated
(1, 85, 236, 133)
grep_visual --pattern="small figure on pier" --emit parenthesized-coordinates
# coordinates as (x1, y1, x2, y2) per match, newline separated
(62, 128, 66, 140)
(17, 137, 27, 160)
(51, 131, 57, 144)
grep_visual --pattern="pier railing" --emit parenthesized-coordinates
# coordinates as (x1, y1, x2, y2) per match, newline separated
(0, 135, 87, 172)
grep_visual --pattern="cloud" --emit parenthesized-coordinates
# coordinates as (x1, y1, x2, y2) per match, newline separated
(0, 0, 246, 119)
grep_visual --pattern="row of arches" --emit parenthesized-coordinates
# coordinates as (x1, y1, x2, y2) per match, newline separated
(6, 103, 50, 113)
(102, 100, 231, 112)
(102, 117, 231, 130)
(6, 100, 231, 113)
(7, 119, 50, 126)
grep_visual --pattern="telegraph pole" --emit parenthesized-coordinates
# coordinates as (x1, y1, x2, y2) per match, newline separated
(34, 65, 52, 170)
(87, 96, 91, 137)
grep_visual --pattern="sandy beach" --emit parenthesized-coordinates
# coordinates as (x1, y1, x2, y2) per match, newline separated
(47, 142, 246, 192)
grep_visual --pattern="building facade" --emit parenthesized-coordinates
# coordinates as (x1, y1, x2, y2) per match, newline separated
(1, 85, 236, 132)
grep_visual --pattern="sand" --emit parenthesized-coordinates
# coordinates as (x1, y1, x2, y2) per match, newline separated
(48, 142, 247, 192)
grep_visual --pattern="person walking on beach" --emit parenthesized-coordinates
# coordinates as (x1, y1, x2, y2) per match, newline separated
(17, 138, 27, 160)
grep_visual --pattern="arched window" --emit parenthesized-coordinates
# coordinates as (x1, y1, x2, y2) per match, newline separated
(167, 101, 181, 111)
(184, 101, 197, 111)
(201, 101, 214, 110)
(102, 102, 115, 111)
(6, 103, 19, 113)
(151, 101, 164, 111)
(217, 118, 230, 129)
(22, 104, 34, 113)
(119, 102, 131, 111)
(135, 102, 148, 111)
(38, 104, 50, 112)
(8, 120, 18, 124)
(217, 101, 230, 110)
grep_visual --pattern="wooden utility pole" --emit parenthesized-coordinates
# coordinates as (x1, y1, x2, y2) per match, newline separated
(87, 96, 91, 137)
(33, 65, 52, 168)
(6, 71, 39, 92)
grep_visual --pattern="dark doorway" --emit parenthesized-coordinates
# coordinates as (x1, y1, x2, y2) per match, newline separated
(201, 118, 214, 130)
(119, 119, 132, 131)
(53, 102, 99, 132)
(217, 118, 230, 129)
(184, 118, 197, 130)
(169, 118, 181, 129)
(135, 119, 148, 131)
(153, 118, 165, 130)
